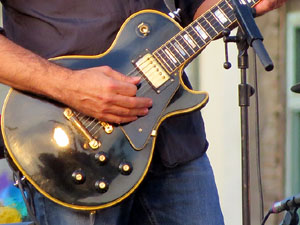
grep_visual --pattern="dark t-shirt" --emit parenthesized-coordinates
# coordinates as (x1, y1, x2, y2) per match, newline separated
(1, 0, 208, 166)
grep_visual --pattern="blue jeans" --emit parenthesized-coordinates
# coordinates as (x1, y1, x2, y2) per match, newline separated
(31, 153, 224, 225)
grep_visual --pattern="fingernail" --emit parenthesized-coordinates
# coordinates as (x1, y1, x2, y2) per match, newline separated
(131, 76, 141, 82)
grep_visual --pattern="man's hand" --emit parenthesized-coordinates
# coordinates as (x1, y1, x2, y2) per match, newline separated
(255, 0, 287, 16)
(0, 36, 152, 125)
(61, 66, 153, 124)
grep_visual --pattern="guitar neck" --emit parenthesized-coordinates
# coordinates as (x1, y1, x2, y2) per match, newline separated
(153, 0, 260, 73)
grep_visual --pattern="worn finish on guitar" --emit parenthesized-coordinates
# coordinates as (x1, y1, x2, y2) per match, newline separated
(2, 10, 210, 210)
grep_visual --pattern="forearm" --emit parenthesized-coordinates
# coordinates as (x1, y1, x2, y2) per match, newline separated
(193, 0, 287, 19)
(193, 0, 218, 19)
(0, 35, 72, 102)
(0, 35, 152, 123)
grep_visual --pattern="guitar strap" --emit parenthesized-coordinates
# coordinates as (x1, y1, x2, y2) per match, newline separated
(163, 0, 177, 13)
(163, 0, 182, 22)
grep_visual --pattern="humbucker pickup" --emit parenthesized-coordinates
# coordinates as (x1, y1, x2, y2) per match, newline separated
(134, 53, 170, 89)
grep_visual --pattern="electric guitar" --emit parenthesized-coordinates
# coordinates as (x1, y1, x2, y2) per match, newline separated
(1, 0, 259, 210)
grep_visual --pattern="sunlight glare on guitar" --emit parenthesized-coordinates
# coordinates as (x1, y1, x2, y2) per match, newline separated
(53, 127, 70, 148)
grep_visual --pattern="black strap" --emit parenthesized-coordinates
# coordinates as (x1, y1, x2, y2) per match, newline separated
(163, 0, 181, 22)
(163, 0, 177, 13)
(14, 171, 39, 225)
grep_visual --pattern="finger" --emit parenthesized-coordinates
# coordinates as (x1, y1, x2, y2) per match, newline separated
(102, 76, 140, 97)
(103, 104, 149, 117)
(111, 78, 139, 96)
(109, 95, 152, 109)
(100, 66, 143, 96)
(101, 66, 141, 85)
(98, 113, 138, 124)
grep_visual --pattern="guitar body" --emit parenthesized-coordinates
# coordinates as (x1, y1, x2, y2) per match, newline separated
(1, 10, 208, 210)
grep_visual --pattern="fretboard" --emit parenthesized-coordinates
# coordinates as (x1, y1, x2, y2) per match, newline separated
(153, 0, 260, 73)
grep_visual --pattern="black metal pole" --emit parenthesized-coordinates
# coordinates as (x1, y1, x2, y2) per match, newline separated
(237, 30, 253, 225)
(223, 28, 254, 225)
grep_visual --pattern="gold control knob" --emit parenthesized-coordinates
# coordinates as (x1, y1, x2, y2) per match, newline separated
(119, 162, 133, 175)
(95, 179, 109, 193)
(72, 169, 86, 184)
(95, 152, 109, 165)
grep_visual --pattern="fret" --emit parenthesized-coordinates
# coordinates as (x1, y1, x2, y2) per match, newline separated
(148, 0, 260, 74)
(158, 48, 177, 71)
(239, 0, 255, 5)
(226, 0, 258, 17)
(204, 11, 224, 33)
(162, 45, 181, 67)
(187, 25, 206, 48)
(248, 0, 258, 7)
(153, 49, 174, 72)
(197, 17, 218, 39)
(166, 42, 186, 63)
(211, 6, 231, 28)
(172, 41, 190, 59)
(193, 23, 210, 41)
(174, 35, 195, 56)
(219, 0, 236, 22)
(225, 0, 234, 9)
(182, 30, 200, 51)
(227, 0, 251, 8)
(202, 15, 218, 34)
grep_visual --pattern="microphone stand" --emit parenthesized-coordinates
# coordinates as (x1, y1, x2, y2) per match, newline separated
(280, 208, 299, 225)
(237, 29, 253, 225)
(223, 0, 274, 224)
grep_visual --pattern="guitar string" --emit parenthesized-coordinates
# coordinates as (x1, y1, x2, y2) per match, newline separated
(71, 4, 224, 133)
(88, 62, 172, 137)
(79, 61, 165, 136)
(68, 0, 251, 137)
(87, 39, 209, 134)
(72, 0, 246, 132)
(73, 29, 191, 135)
(68, 64, 150, 133)
(74, 69, 151, 135)
(89, 121, 102, 135)
(68, 0, 259, 138)
(63, 57, 151, 107)
(85, 80, 151, 134)
(96, 0, 256, 99)
(77, 65, 152, 131)
(75, 113, 105, 137)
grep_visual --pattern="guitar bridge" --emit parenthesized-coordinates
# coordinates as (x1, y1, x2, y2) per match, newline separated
(63, 108, 101, 149)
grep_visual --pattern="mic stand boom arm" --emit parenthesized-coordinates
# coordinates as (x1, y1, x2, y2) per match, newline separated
(232, 0, 274, 71)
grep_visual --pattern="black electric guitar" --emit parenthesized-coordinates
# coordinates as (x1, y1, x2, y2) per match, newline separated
(1, 0, 259, 210)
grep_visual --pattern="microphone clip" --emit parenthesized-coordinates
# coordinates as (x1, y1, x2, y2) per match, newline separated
(280, 207, 299, 225)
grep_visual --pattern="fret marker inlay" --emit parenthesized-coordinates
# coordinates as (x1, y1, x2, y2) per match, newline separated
(195, 25, 209, 40)
(164, 49, 178, 64)
(173, 42, 187, 56)
(214, 9, 228, 24)
(150, 0, 259, 74)
(183, 34, 197, 48)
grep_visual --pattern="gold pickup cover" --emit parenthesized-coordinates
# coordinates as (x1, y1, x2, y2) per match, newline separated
(135, 53, 170, 89)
